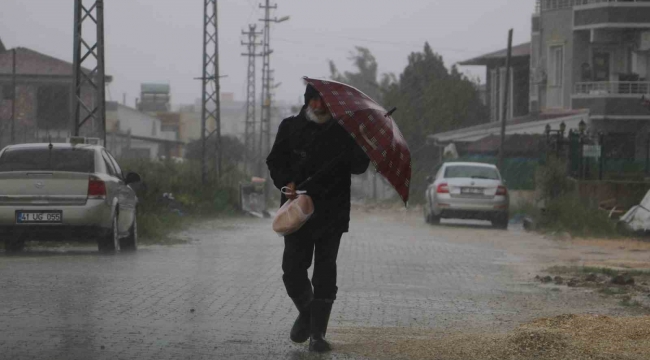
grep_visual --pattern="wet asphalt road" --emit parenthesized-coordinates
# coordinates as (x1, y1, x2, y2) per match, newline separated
(0, 211, 625, 360)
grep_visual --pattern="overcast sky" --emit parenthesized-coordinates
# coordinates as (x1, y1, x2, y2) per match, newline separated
(0, 0, 533, 108)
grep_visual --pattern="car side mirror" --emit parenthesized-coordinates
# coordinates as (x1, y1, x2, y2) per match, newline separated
(426, 176, 434, 184)
(125, 172, 141, 185)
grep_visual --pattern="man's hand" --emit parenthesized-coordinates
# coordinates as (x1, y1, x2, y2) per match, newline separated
(285, 182, 298, 200)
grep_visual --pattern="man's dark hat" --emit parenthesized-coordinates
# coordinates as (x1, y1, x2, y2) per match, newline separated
(304, 84, 321, 105)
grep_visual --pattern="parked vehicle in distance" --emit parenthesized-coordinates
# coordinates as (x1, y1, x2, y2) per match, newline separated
(0, 140, 141, 252)
(424, 162, 509, 229)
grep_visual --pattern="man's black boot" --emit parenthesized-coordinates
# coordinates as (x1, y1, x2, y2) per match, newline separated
(309, 299, 333, 352)
(289, 289, 313, 343)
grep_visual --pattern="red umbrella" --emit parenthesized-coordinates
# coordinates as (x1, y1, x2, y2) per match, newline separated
(303, 77, 412, 205)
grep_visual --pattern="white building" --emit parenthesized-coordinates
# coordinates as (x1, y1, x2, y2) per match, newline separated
(106, 101, 183, 160)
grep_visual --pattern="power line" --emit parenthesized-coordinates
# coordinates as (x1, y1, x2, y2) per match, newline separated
(288, 29, 479, 55)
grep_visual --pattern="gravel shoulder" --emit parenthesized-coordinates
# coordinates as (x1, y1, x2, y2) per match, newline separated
(330, 205, 650, 359)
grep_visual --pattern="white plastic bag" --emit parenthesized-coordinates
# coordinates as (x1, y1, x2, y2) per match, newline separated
(272, 188, 314, 236)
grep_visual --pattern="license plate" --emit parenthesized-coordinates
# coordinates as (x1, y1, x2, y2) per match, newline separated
(16, 211, 63, 224)
(461, 187, 483, 195)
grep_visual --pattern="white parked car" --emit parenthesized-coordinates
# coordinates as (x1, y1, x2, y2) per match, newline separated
(0, 142, 141, 252)
(424, 162, 509, 229)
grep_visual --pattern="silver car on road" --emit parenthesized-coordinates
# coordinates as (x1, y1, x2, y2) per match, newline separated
(424, 162, 509, 229)
(0, 143, 141, 252)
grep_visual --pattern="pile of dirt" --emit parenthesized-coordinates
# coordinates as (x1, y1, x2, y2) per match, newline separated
(331, 314, 650, 360)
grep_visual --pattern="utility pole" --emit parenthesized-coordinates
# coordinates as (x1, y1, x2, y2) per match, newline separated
(200, 0, 222, 184)
(72, 0, 106, 145)
(10, 48, 16, 144)
(259, 0, 289, 202)
(241, 24, 263, 176)
(498, 29, 513, 171)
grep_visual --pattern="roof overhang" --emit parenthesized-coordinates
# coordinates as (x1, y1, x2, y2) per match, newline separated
(459, 42, 531, 66)
(428, 112, 590, 145)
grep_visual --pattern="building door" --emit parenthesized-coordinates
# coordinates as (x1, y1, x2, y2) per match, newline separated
(547, 45, 564, 109)
(592, 52, 610, 82)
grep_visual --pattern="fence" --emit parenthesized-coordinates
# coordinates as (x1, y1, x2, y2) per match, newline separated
(551, 131, 650, 181)
(574, 81, 650, 96)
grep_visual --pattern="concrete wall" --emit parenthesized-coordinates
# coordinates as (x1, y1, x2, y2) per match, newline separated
(106, 102, 180, 160)
(575, 7, 650, 27)
(575, 179, 650, 209)
(178, 101, 290, 144)
(531, 24, 542, 113)
(539, 7, 574, 110)
(351, 172, 396, 202)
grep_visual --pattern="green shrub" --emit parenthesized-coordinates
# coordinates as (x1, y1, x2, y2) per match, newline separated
(535, 156, 574, 200)
(119, 158, 244, 241)
(537, 193, 619, 238)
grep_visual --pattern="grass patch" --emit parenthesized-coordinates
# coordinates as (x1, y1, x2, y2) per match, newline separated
(549, 266, 650, 277)
(620, 296, 643, 308)
(519, 156, 629, 239)
(538, 194, 620, 238)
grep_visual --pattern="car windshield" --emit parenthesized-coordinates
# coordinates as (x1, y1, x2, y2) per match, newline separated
(444, 165, 499, 180)
(0, 148, 94, 173)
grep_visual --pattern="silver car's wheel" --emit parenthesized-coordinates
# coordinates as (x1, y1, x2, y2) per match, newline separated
(424, 204, 431, 224)
(98, 215, 120, 252)
(430, 212, 441, 225)
(491, 214, 509, 230)
(120, 215, 138, 251)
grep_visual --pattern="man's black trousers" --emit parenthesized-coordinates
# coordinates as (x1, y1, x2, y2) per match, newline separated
(282, 228, 343, 300)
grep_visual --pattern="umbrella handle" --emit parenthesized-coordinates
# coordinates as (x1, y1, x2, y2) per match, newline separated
(359, 126, 378, 151)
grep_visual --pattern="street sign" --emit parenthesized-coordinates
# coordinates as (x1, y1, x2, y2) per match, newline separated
(583, 145, 601, 158)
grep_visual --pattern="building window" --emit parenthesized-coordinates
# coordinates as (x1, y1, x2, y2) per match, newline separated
(549, 46, 564, 87)
(593, 52, 610, 82)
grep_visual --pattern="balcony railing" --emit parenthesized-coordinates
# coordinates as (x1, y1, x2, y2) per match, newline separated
(574, 81, 650, 95)
(537, 0, 650, 12)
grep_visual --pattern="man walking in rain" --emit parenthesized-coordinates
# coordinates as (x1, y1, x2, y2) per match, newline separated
(266, 83, 370, 352)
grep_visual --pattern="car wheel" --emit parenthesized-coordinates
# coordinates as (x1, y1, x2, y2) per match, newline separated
(4, 234, 26, 253)
(492, 214, 509, 230)
(98, 215, 120, 252)
(424, 205, 431, 224)
(120, 215, 138, 251)
(430, 212, 441, 225)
